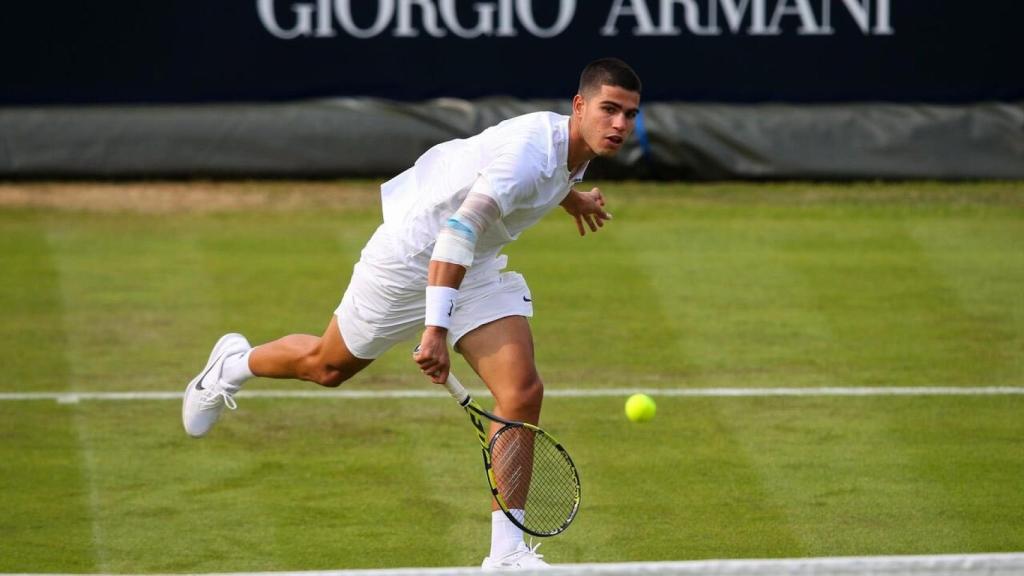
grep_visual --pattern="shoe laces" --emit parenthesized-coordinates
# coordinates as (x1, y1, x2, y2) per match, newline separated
(199, 386, 238, 411)
(506, 539, 543, 562)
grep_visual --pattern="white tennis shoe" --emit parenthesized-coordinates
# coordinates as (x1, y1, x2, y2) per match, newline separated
(481, 541, 550, 570)
(182, 333, 250, 438)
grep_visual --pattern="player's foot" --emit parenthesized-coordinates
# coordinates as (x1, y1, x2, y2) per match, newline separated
(182, 333, 251, 438)
(481, 541, 549, 570)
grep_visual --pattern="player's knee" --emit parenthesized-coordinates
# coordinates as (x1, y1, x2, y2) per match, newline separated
(310, 357, 359, 388)
(309, 360, 357, 387)
(297, 340, 347, 388)
(495, 374, 544, 413)
(524, 376, 544, 408)
(309, 358, 352, 388)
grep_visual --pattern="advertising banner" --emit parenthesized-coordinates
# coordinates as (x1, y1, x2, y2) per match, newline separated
(3, 1, 1023, 104)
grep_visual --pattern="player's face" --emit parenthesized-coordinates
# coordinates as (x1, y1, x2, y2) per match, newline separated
(574, 84, 641, 158)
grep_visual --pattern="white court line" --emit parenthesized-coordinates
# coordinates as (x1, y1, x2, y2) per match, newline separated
(6, 553, 1024, 576)
(1, 386, 1023, 403)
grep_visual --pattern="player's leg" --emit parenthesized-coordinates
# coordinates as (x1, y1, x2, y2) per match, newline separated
(457, 315, 542, 425)
(457, 314, 542, 515)
(457, 315, 549, 569)
(183, 316, 373, 438)
(183, 227, 423, 438)
(183, 224, 419, 437)
(248, 316, 373, 387)
(451, 271, 541, 425)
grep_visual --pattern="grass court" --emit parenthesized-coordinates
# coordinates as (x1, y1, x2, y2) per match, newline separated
(1, 180, 1022, 572)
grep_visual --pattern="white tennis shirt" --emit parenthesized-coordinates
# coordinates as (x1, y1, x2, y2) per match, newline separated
(380, 111, 589, 274)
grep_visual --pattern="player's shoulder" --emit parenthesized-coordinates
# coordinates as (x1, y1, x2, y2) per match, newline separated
(491, 111, 567, 140)
(485, 111, 567, 168)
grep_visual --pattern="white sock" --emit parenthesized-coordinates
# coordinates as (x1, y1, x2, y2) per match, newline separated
(220, 348, 254, 393)
(489, 509, 525, 558)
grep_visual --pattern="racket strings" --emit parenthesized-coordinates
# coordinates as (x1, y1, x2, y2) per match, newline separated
(490, 426, 579, 535)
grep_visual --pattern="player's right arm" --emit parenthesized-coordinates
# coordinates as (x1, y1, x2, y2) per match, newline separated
(414, 259, 464, 384)
(414, 186, 502, 384)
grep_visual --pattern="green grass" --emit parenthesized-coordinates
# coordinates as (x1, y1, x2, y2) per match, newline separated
(1, 181, 1022, 572)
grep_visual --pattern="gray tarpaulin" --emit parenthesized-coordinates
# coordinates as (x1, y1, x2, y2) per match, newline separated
(1, 99, 1022, 180)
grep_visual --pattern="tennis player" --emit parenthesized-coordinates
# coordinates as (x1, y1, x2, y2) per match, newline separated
(183, 57, 641, 569)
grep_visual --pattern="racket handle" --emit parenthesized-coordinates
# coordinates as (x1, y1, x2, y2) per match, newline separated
(443, 372, 471, 405)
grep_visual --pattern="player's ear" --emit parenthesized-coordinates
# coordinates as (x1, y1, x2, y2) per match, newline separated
(572, 94, 585, 117)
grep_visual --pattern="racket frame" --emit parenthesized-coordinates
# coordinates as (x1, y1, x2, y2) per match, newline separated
(443, 372, 581, 537)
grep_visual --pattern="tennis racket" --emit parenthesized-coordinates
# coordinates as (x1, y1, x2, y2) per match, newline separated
(424, 360, 581, 537)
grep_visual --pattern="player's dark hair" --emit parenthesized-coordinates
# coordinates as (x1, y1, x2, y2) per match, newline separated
(578, 58, 642, 96)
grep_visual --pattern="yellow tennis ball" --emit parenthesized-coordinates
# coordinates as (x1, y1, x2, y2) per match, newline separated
(625, 394, 656, 423)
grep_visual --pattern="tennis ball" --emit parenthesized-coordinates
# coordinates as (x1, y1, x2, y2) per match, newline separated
(625, 394, 656, 423)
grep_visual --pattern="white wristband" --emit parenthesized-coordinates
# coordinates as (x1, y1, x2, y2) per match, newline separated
(425, 286, 458, 329)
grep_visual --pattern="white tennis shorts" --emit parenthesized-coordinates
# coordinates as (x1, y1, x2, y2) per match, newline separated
(336, 226, 533, 359)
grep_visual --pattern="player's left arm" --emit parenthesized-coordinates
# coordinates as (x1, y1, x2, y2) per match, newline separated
(561, 187, 613, 236)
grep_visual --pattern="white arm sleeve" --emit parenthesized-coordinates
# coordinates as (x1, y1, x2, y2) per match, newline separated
(430, 185, 502, 268)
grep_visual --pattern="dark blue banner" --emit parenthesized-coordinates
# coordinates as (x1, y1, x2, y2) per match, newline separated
(2, 1, 1022, 104)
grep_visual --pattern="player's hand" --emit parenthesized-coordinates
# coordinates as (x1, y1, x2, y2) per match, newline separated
(561, 187, 613, 236)
(414, 328, 450, 385)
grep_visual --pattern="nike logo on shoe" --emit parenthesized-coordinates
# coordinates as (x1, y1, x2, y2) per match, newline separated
(523, 296, 532, 302)
(194, 351, 229, 392)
